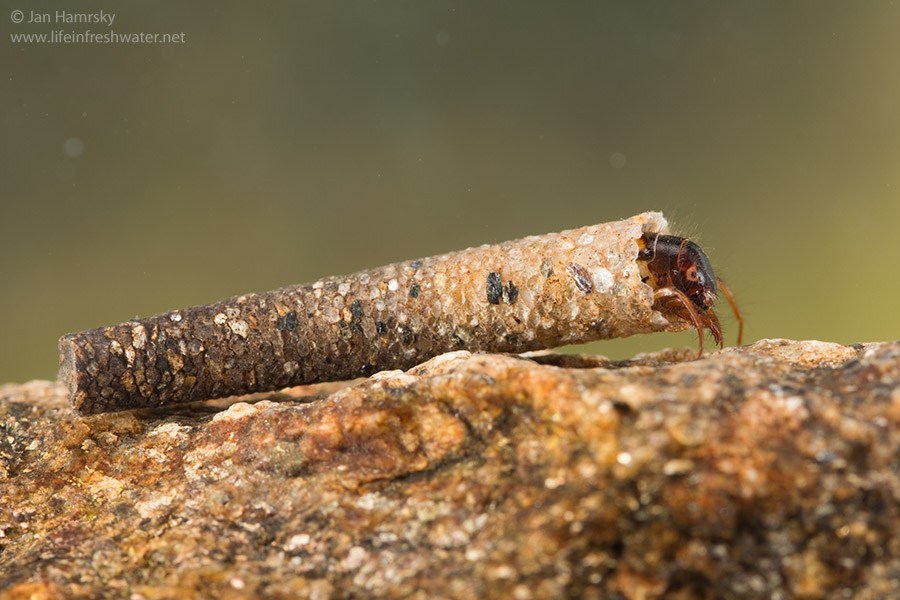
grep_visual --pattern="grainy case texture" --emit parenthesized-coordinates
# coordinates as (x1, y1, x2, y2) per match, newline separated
(59, 212, 682, 413)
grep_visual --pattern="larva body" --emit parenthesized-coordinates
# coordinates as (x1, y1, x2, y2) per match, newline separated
(60, 212, 681, 414)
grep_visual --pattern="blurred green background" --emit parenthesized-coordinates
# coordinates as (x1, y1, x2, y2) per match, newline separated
(3, 2, 899, 383)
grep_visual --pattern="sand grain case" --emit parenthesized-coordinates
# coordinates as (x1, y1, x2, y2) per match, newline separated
(59, 212, 684, 414)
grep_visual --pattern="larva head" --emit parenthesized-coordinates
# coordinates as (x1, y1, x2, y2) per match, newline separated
(674, 240, 718, 311)
(639, 233, 719, 312)
(639, 231, 742, 352)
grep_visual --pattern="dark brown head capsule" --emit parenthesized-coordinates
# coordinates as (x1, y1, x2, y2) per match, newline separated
(638, 232, 743, 356)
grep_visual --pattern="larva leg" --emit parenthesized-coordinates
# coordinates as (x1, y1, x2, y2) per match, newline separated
(653, 287, 709, 357)
(717, 279, 744, 346)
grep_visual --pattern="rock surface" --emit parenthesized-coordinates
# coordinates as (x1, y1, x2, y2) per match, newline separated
(1, 339, 898, 599)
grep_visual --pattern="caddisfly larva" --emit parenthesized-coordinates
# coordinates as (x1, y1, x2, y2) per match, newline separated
(58, 212, 742, 414)
(637, 232, 743, 356)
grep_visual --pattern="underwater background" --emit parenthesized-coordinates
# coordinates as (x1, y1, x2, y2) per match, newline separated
(4, 2, 899, 382)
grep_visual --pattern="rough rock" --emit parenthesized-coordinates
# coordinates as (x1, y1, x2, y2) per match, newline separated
(1, 339, 898, 599)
